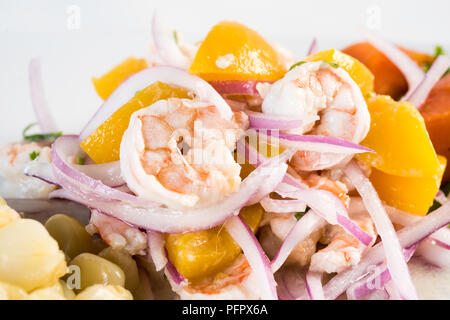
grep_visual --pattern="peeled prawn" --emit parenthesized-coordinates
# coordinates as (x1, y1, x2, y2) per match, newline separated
(262, 61, 370, 171)
(120, 97, 248, 210)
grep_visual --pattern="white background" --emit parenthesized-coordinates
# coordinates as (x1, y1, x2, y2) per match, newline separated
(0, 0, 449, 145)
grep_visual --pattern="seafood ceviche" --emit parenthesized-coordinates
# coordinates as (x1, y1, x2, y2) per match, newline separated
(0, 11, 450, 300)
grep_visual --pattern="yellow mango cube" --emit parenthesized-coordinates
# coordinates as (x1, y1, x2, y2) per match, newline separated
(189, 21, 286, 81)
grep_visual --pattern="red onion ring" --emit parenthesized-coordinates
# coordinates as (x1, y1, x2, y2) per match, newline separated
(344, 160, 418, 300)
(305, 270, 325, 300)
(323, 200, 450, 300)
(29, 58, 58, 133)
(346, 244, 417, 300)
(255, 129, 374, 155)
(271, 211, 327, 273)
(79, 66, 233, 141)
(147, 231, 167, 271)
(24, 161, 59, 186)
(152, 10, 191, 69)
(416, 237, 450, 268)
(361, 29, 425, 98)
(224, 216, 278, 300)
(238, 140, 373, 246)
(306, 38, 318, 56)
(404, 55, 450, 108)
(50, 149, 290, 233)
(245, 110, 304, 130)
(51, 135, 153, 205)
(209, 80, 270, 96)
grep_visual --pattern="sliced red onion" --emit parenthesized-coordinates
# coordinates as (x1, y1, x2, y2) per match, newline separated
(225, 216, 278, 300)
(238, 140, 372, 246)
(24, 161, 59, 186)
(385, 204, 450, 250)
(209, 80, 270, 96)
(323, 200, 450, 300)
(361, 29, 425, 98)
(50, 149, 290, 233)
(79, 66, 233, 141)
(164, 248, 186, 287)
(404, 55, 450, 108)
(275, 183, 373, 246)
(260, 197, 307, 213)
(346, 244, 417, 300)
(271, 211, 327, 273)
(51, 135, 154, 205)
(152, 10, 191, 69)
(416, 237, 450, 267)
(72, 161, 124, 187)
(306, 38, 318, 56)
(305, 270, 325, 300)
(255, 129, 374, 155)
(147, 231, 167, 271)
(344, 160, 418, 300)
(384, 280, 403, 300)
(245, 110, 303, 130)
(29, 58, 58, 133)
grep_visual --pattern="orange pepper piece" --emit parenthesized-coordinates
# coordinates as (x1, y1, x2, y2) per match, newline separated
(304, 49, 375, 98)
(92, 57, 148, 100)
(420, 74, 450, 184)
(189, 21, 286, 81)
(369, 156, 446, 215)
(342, 42, 433, 100)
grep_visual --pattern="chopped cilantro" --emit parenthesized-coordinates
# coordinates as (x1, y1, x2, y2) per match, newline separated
(427, 199, 441, 214)
(76, 156, 85, 165)
(423, 45, 449, 76)
(289, 61, 306, 71)
(442, 182, 450, 197)
(323, 60, 339, 68)
(29, 151, 40, 160)
(22, 123, 62, 142)
(295, 207, 310, 220)
(173, 30, 179, 45)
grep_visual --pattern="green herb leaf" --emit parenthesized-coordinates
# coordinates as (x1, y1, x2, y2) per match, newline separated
(427, 199, 441, 214)
(76, 156, 85, 165)
(22, 123, 62, 142)
(29, 151, 40, 160)
(173, 30, 179, 45)
(442, 182, 450, 197)
(323, 60, 339, 68)
(289, 61, 306, 71)
(295, 207, 310, 220)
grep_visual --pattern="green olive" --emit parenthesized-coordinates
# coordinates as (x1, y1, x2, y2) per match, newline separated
(99, 247, 139, 292)
(45, 214, 97, 260)
(69, 253, 125, 292)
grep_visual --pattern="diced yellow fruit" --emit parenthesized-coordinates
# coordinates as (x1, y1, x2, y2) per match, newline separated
(26, 281, 66, 300)
(165, 203, 264, 284)
(0, 282, 28, 300)
(81, 82, 189, 164)
(92, 57, 148, 100)
(189, 21, 287, 81)
(358, 95, 442, 178)
(0, 197, 20, 229)
(305, 49, 375, 98)
(369, 156, 446, 215)
(0, 219, 67, 292)
(74, 284, 133, 300)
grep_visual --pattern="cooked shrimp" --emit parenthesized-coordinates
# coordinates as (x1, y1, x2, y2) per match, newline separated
(309, 210, 377, 274)
(167, 255, 262, 300)
(0, 142, 56, 198)
(120, 97, 248, 209)
(86, 210, 147, 256)
(261, 61, 370, 171)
